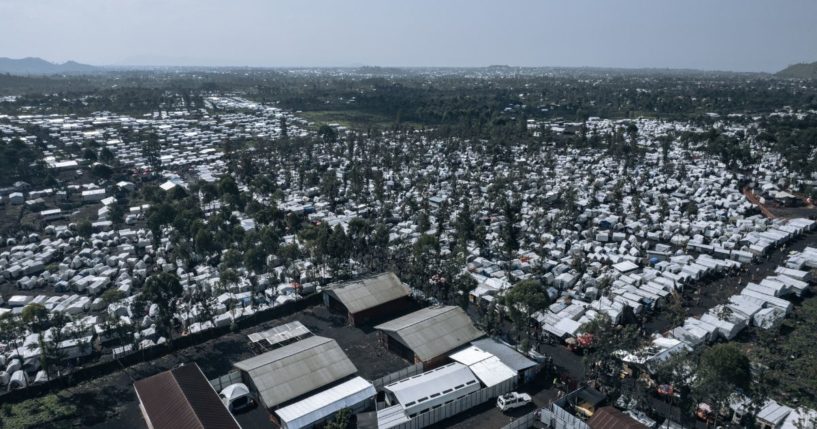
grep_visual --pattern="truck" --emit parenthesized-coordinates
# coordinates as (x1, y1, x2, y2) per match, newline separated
(497, 392, 532, 412)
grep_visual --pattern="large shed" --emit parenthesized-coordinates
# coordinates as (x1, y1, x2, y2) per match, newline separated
(375, 306, 484, 366)
(133, 363, 240, 429)
(233, 335, 358, 410)
(274, 376, 376, 429)
(324, 272, 410, 326)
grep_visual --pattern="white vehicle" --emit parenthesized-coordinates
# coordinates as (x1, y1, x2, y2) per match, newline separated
(497, 392, 532, 412)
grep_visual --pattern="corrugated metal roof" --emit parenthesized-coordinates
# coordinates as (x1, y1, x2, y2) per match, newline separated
(470, 338, 537, 372)
(449, 346, 516, 387)
(467, 356, 516, 387)
(275, 376, 375, 429)
(326, 272, 409, 314)
(133, 363, 240, 429)
(449, 346, 494, 365)
(248, 321, 311, 347)
(385, 362, 479, 407)
(376, 405, 411, 429)
(234, 336, 357, 409)
(588, 406, 647, 429)
(375, 306, 484, 361)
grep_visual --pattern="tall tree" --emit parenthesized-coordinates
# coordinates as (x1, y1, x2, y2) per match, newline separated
(142, 272, 184, 344)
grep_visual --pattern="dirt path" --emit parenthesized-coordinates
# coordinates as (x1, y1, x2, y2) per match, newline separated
(743, 186, 776, 219)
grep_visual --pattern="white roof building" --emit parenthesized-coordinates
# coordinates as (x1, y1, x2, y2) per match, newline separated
(275, 376, 375, 429)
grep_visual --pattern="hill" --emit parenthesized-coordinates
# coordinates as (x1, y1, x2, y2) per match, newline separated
(776, 62, 817, 79)
(0, 57, 99, 75)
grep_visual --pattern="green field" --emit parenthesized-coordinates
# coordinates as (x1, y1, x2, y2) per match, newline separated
(299, 110, 421, 130)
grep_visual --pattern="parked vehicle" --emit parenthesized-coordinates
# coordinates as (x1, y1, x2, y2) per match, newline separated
(497, 392, 532, 412)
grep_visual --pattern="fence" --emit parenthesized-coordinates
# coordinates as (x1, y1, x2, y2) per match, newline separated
(372, 362, 424, 390)
(209, 370, 243, 392)
(501, 410, 538, 429)
(537, 402, 590, 429)
(0, 292, 322, 403)
(388, 378, 515, 429)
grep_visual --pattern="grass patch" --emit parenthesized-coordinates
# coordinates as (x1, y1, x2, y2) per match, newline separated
(0, 394, 79, 429)
(299, 110, 421, 130)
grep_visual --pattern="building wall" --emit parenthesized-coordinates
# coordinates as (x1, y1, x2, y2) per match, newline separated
(382, 332, 417, 362)
(387, 378, 515, 429)
(350, 297, 411, 326)
(281, 396, 374, 429)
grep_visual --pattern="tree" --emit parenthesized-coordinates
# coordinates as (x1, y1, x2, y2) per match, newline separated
(21, 303, 49, 333)
(244, 246, 267, 273)
(455, 200, 475, 249)
(91, 163, 114, 180)
(109, 203, 125, 226)
(142, 134, 162, 172)
(503, 279, 550, 349)
(325, 408, 351, 429)
(501, 196, 521, 261)
(101, 288, 125, 305)
(279, 116, 288, 138)
(685, 200, 699, 217)
(692, 343, 751, 424)
(318, 124, 338, 144)
(581, 314, 642, 391)
(82, 148, 98, 162)
(652, 351, 697, 423)
(142, 272, 184, 343)
(76, 220, 93, 238)
(100, 147, 116, 164)
(0, 314, 24, 359)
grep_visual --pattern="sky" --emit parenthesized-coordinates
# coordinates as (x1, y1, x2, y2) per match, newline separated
(0, 0, 816, 72)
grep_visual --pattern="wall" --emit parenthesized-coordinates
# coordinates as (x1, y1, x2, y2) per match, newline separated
(386, 378, 515, 429)
(372, 362, 425, 390)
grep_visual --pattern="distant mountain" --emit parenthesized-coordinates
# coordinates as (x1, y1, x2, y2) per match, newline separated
(0, 57, 99, 75)
(776, 62, 817, 79)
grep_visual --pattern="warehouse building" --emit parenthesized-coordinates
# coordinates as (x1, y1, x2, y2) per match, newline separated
(233, 335, 358, 411)
(375, 306, 484, 367)
(323, 272, 411, 326)
(455, 337, 539, 384)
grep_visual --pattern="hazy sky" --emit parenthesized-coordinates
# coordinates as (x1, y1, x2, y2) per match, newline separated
(1, 0, 816, 72)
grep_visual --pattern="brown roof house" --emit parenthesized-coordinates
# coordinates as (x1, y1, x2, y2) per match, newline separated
(133, 363, 240, 429)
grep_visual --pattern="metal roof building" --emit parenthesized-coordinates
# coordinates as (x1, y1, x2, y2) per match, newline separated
(469, 338, 538, 373)
(384, 362, 480, 417)
(324, 272, 410, 326)
(448, 346, 517, 387)
(587, 406, 648, 429)
(375, 306, 484, 365)
(233, 335, 358, 409)
(274, 376, 376, 429)
(133, 363, 240, 429)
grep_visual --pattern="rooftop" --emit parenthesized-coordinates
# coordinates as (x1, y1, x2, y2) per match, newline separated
(132, 363, 240, 429)
(375, 306, 484, 362)
(325, 272, 409, 314)
(233, 335, 357, 409)
(274, 376, 375, 429)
